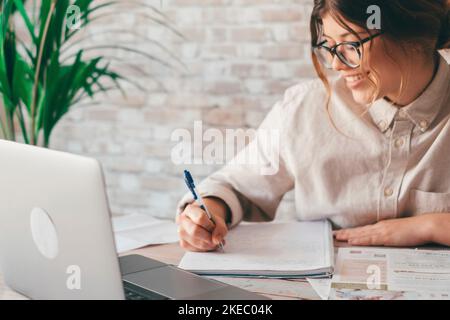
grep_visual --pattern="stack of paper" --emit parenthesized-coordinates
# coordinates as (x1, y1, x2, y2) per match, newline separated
(179, 220, 334, 278)
(112, 213, 179, 253)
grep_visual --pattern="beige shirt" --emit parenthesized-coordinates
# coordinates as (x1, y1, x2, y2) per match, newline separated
(177, 54, 450, 230)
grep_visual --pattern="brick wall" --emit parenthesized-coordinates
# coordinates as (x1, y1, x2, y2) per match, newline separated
(50, 0, 316, 220)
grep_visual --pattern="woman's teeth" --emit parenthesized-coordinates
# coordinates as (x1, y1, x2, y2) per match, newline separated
(346, 74, 363, 82)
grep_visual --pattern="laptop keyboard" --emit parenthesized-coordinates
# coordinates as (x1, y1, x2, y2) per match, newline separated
(124, 284, 170, 300)
(124, 288, 148, 300)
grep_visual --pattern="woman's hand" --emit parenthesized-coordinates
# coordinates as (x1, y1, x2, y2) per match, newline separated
(176, 197, 229, 252)
(334, 214, 437, 247)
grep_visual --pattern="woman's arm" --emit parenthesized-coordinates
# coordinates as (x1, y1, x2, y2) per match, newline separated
(334, 213, 450, 247)
(428, 213, 450, 246)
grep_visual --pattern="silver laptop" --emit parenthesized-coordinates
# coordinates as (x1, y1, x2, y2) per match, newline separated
(0, 140, 267, 300)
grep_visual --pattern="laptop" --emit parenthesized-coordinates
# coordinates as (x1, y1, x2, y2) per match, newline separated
(0, 140, 267, 300)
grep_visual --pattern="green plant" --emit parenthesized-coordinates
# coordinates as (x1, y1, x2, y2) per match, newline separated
(0, 0, 182, 147)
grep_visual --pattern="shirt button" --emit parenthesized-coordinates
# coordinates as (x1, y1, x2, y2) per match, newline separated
(394, 137, 405, 148)
(378, 120, 387, 130)
(384, 187, 394, 197)
(419, 120, 428, 130)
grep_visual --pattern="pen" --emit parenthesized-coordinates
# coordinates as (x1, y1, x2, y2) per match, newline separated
(183, 170, 225, 252)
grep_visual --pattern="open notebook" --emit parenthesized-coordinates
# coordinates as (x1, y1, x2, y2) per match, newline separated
(178, 220, 334, 278)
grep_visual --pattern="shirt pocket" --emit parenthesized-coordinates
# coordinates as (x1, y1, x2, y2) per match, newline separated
(409, 189, 450, 214)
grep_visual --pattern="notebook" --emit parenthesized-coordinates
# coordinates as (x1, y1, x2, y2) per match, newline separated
(178, 220, 334, 278)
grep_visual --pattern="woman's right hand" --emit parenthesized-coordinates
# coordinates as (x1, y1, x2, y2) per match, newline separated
(176, 197, 229, 252)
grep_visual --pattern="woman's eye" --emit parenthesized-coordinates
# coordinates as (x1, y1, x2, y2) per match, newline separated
(323, 39, 337, 47)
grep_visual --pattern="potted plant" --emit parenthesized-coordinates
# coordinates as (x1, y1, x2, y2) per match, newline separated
(0, 0, 182, 147)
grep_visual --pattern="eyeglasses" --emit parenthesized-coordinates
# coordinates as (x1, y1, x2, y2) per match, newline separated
(313, 32, 383, 69)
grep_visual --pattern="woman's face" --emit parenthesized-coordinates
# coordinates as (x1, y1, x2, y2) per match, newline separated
(321, 13, 403, 105)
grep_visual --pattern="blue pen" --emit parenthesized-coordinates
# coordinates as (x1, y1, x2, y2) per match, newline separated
(183, 170, 225, 252)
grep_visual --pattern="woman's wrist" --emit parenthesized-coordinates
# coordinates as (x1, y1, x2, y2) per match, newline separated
(422, 213, 450, 245)
(419, 213, 439, 244)
(418, 214, 435, 243)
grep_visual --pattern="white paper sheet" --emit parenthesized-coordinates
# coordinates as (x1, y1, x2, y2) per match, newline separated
(330, 247, 450, 300)
(112, 213, 179, 253)
(388, 250, 450, 293)
(329, 289, 450, 300)
(178, 221, 333, 276)
(331, 247, 389, 290)
(306, 278, 332, 300)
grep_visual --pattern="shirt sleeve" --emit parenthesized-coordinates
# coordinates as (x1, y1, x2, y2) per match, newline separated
(176, 85, 300, 228)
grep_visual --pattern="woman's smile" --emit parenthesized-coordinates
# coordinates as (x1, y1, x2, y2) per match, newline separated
(342, 72, 367, 89)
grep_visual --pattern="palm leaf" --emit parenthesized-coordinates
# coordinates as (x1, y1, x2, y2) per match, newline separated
(0, 0, 182, 146)
(12, 0, 37, 43)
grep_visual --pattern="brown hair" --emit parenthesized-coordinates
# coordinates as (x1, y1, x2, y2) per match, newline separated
(310, 0, 450, 134)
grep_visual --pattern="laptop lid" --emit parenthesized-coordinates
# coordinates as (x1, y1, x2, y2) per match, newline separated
(0, 140, 124, 299)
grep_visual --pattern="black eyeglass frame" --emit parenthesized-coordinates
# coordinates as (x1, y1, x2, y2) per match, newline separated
(313, 32, 383, 69)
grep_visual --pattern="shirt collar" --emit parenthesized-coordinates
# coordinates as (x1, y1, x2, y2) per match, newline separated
(369, 54, 450, 134)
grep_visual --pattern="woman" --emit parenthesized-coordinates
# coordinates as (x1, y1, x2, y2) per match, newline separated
(176, 0, 450, 251)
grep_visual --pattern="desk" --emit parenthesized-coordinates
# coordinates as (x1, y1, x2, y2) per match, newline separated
(2, 240, 448, 300)
(126, 243, 322, 300)
(0, 242, 327, 300)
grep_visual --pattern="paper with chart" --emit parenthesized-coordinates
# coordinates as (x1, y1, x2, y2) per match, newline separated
(329, 288, 450, 300)
(112, 213, 179, 253)
(330, 247, 450, 299)
(178, 220, 334, 277)
(388, 250, 450, 293)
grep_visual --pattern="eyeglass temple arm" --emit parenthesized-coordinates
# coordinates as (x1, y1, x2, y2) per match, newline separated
(314, 31, 383, 48)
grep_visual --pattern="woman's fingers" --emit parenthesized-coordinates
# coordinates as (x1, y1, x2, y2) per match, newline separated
(335, 225, 376, 240)
(177, 202, 229, 252)
(212, 216, 228, 246)
(348, 235, 382, 246)
(334, 222, 386, 246)
(184, 204, 215, 232)
(180, 239, 214, 252)
(334, 229, 353, 241)
(179, 215, 216, 251)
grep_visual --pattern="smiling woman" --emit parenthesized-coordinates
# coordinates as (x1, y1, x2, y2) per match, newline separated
(175, 0, 450, 252)
(311, 0, 449, 113)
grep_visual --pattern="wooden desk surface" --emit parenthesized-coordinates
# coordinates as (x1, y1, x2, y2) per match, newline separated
(125, 243, 322, 300)
(0, 242, 323, 300)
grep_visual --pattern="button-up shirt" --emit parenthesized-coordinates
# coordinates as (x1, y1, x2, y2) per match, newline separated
(177, 54, 450, 229)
